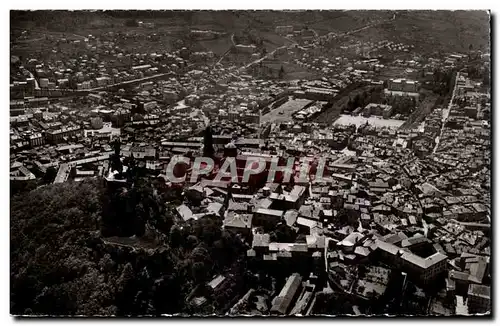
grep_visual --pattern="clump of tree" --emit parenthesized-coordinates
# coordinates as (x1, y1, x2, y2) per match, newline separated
(124, 19, 138, 27)
(335, 208, 360, 228)
(278, 65, 285, 79)
(385, 95, 417, 115)
(429, 68, 455, 96)
(11, 176, 250, 316)
(345, 86, 384, 112)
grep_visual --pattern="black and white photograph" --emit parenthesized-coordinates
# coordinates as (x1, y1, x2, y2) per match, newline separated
(9, 9, 491, 317)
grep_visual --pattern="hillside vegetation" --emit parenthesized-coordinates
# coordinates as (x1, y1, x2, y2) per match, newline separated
(11, 10, 489, 55)
(363, 10, 490, 53)
(10, 178, 248, 316)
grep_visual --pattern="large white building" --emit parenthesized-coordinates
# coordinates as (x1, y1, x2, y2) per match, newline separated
(376, 239, 448, 284)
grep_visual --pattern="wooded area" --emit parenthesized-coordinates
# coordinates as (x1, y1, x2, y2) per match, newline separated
(11, 177, 249, 315)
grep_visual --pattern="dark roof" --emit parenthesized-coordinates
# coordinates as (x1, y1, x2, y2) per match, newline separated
(468, 284, 490, 299)
(271, 273, 303, 315)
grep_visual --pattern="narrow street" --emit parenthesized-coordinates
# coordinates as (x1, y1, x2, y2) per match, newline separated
(432, 72, 459, 154)
(27, 70, 40, 89)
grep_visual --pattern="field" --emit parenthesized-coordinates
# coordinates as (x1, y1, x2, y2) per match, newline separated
(356, 10, 490, 54)
(333, 115, 405, 129)
(263, 61, 319, 81)
(378, 66, 415, 80)
(260, 31, 294, 52)
(198, 37, 233, 55)
(261, 98, 312, 124)
(308, 12, 389, 35)
(311, 84, 372, 124)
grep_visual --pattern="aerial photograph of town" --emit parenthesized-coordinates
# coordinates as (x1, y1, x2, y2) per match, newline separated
(9, 10, 491, 317)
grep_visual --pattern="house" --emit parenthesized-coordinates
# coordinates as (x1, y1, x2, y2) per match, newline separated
(253, 208, 284, 229)
(337, 232, 365, 253)
(284, 210, 299, 227)
(176, 204, 194, 221)
(467, 284, 490, 314)
(223, 211, 252, 236)
(270, 273, 303, 315)
(252, 233, 271, 253)
(375, 239, 448, 285)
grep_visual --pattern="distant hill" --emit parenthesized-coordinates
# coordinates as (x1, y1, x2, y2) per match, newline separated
(11, 10, 121, 32)
(10, 10, 490, 51)
(10, 10, 393, 34)
(371, 10, 490, 53)
(11, 10, 490, 55)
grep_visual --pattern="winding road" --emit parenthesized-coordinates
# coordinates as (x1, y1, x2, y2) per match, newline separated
(238, 12, 397, 74)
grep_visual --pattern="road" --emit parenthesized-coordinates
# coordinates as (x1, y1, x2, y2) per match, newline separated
(240, 13, 397, 74)
(15, 36, 45, 44)
(324, 237, 333, 273)
(15, 32, 87, 44)
(172, 98, 210, 129)
(36, 73, 173, 96)
(432, 72, 459, 154)
(238, 44, 288, 73)
(27, 70, 40, 89)
(315, 13, 396, 45)
(215, 33, 235, 66)
(88, 73, 170, 92)
(261, 97, 312, 124)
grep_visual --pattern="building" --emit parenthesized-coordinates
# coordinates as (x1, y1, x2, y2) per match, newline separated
(253, 208, 284, 228)
(234, 45, 257, 57)
(176, 204, 194, 221)
(302, 87, 337, 101)
(10, 164, 36, 182)
(467, 284, 490, 314)
(95, 76, 111, 87)
(91, 117, 104, 129)
(464, 106, 479, 119)
(28, 133, 45, 147)
(223, 211, 253, 237)
(363, 103, 393, 118)
(270, 273, 303, 315)
(275, 26, 294, 35)
(388, 78, 418, 92)
(385, 78, 420, 98)
(375, 240, 448, 284)
(46, 126, 82, 144)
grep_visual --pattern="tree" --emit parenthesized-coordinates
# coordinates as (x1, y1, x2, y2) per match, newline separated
(186, 235, 199, 249)
(347, 97, 354, 111)
(203, 126, 215, 158)
(125, 19, 138, 27)
(275, 223, 297, 243)
(11, 172, 247, 316)
(278, 65, 285, 79)
(191, 262, 207, 283)
(191, 245, 210, 263)
(169, 225, 182, 248)
(483, 70, 490, 87)
(43, 167, 58, 184)
(353, 94, 361, 108)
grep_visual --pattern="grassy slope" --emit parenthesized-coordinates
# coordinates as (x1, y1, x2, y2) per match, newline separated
(363, 10, 490, 53)
(11, 10, 490, 62)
